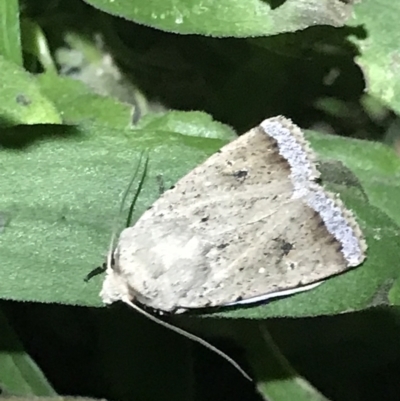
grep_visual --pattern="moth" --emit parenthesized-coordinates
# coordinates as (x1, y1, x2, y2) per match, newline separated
(101, 116, 366, 312)
(100, 116, 367, 380)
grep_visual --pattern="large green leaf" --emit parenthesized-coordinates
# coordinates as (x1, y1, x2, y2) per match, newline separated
(84, 0, 355, 37)
(0, 119, 225, 306)
(1, 114, 399, 318)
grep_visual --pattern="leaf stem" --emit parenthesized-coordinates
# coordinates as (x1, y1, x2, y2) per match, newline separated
(245, 323, 329, 401)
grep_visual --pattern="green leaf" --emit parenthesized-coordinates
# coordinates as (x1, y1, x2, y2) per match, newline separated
(0, 308, 56, 396)
(0, 120, 225, 306)
(388, 277, 400, 305)
(83, 0, 355, 37)
(0, 55, 61, 127)
(2, 116, 400, 319)
(0, 398, 103, 401)
(0, 0, 22, 66)
(349, 0, 400, 114)
(307, 130, 400, 228)
(36, 74, 133, 127)
(20, 19, 57, 74)
(260, 309, 400, 400)
(245, 324, 329, 401)
(135, 110, 237, 140)
(183, 307, 400, 398)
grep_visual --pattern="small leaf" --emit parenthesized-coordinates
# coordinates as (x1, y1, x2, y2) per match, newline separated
(0, 56, 61, 127)
(135, 110, 237, 140)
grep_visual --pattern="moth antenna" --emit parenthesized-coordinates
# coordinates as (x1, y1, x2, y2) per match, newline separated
(125, 151, 150, 228)
(122, 296, 252, 382)
(107, 150, 150, 270)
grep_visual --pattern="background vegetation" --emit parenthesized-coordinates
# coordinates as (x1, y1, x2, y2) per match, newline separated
(1, 0, 400, 400)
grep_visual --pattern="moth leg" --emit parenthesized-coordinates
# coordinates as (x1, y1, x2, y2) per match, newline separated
(84, 263, 107, 282)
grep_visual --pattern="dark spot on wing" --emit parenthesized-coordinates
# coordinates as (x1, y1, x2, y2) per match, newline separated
(273, 238, 294, 256)
(280, 241, 294, 255)
(233, 169, 248, 180)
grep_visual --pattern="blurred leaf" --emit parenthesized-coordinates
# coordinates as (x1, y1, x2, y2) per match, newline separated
(135, 110, 237, 139)
(84, 0, 355, 37)
(388, 277, 400, 305)
(262, 309, 400, 400)
(0, 396, 103, 401)
(0, 309, 55, 396)
(0, 55, 60, 126)
(20, 19, 57, 74)
(0, 0, 22, 66)
(349, 0, 400, 114)
(37, 74, 133, 127)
